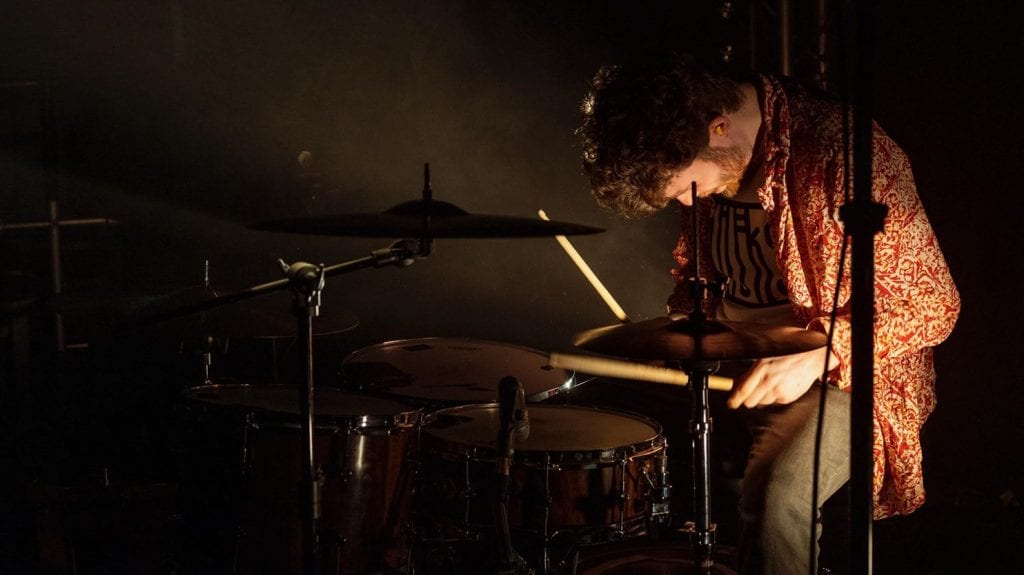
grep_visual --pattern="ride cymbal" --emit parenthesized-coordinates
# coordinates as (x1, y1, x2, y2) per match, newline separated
(249, 200, 604, 238)
(573, 314, 827, 362)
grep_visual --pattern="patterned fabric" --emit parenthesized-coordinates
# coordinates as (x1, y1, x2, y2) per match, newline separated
(711, 197, 790, 308)
(666, 75, 961, 519)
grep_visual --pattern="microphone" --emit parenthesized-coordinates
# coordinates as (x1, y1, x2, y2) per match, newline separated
(494, 377, 530, 574)
(498, 376, 529, 441)
(497, 377, 521, 482)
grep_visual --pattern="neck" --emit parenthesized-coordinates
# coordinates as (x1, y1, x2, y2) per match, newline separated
(732, 83, 763, 160)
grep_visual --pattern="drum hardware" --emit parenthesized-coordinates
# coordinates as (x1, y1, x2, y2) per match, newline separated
(138, 243, 421, 575)
(172, 164, 605, 574)
(418, 403, 666, 575)
(644, 446, 673, 533)
(111, 165, 603, 573)
(571, 183, 825, 574)
(495, 377, 533, 574)
(126, 284, 361, 341)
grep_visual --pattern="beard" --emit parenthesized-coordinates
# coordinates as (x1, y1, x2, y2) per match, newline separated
(698, 144, 751, 198)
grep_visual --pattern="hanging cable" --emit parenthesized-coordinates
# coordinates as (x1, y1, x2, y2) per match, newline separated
(809, 7, 854, 569)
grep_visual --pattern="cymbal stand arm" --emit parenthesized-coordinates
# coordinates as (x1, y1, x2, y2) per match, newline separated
(123, 246, 417, 332)
(280, 259, 326, 575)
(679, 359, 719, 574)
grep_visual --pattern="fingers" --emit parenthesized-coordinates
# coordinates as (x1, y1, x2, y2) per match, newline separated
(743, 380, 777, 407)
(727, 361, 768, 409)
(727, 356, 821, 409)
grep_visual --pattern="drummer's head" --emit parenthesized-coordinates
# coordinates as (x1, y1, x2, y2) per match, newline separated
(579, 52, 744, 218)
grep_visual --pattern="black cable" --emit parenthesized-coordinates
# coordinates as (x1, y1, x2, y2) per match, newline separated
(810, 3, 854, 571)
(809, 230, 850, 575)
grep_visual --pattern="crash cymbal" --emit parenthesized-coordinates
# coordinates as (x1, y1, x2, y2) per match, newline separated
(573, 314, 827, 362)
(249, 199, 604, 238)
(131, 288, 359, 339)
(68, 288, 358, 341)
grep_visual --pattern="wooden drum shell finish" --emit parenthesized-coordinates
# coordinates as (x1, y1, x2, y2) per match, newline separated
(418, 403, 666, 540)
(183, 384, 420, 575)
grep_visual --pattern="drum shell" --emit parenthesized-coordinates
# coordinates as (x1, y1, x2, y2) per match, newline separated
(418, 404, 664, 538)
(182, 384, 419, 575)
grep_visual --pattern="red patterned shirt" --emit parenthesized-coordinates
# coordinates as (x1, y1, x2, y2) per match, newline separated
(667, 75, 961, 518)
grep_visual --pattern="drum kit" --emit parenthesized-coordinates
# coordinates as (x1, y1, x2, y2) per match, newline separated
(125, 167, 826, 575)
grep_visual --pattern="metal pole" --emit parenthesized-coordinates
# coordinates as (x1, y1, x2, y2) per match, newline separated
(841, 1, 885, 572)
(816, 0, 829, 89)
(779, 0, 792, 75)
(48, 199, 65, 351)
(298, 308, 319, 575)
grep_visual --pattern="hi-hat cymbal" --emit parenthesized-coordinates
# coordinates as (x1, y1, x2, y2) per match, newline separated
(249, 200, 604, 238)
(573, 314, 827, 362)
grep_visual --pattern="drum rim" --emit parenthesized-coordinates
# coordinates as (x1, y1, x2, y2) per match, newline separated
(344, 336, 552, 360)
(183, 383, 421, 429)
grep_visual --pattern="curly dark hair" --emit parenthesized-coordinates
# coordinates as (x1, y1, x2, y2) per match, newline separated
(579, 53, 744, 218)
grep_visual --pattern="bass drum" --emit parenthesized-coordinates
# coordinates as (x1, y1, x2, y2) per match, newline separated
(183, 384, 420, 575)
(417, 403, 667, 572)
(573, 537, 738, 574)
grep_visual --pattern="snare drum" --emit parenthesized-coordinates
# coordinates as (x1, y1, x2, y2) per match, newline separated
(418, 404, 666, 544)
(341, 337, 575, 405)
(183, 384, 420, 575)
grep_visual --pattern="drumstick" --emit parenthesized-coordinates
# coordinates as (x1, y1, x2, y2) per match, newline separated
(538, 209, 630, 323)
(549, 352, 733, 392)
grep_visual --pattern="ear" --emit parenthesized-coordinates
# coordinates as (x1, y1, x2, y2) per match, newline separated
(708, 115, 730, 141)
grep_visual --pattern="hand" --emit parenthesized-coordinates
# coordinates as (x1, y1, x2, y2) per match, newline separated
(727, 347, 839, 409)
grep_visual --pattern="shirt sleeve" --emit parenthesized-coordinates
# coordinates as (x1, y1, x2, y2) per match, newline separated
(801, 124, 960, 389)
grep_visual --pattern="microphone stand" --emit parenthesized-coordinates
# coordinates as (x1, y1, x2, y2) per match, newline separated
(839, 2, 885, 573)
(494, 377, 530, 575)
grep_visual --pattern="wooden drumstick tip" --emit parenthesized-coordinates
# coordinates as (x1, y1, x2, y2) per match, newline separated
(538, 209, 630, 323)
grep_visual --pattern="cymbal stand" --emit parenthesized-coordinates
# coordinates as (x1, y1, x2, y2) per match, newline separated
(122, 242, 422, 575)
(677, 355, 720, 574)
(280, 259, 325, 575)
(677, 181, 722, 573)
(275, 243, 422, 575)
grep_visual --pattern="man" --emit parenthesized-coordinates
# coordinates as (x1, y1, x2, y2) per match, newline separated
(578, 53, 960, 574)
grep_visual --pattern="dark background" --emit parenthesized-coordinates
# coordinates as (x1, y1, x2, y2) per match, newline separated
(2, 1, 1022, 573)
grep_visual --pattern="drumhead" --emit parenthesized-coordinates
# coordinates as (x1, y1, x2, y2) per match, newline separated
(341, 337, 574, 404)
(423, 404, 661, 455)
(184, 383, 419, 427)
